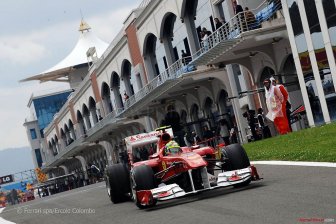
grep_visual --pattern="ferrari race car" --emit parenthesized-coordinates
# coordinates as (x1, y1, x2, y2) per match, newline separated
(105, 127, 260, 208)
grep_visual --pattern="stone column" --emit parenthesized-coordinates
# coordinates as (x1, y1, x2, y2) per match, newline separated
(240, 66, 256, 110)
(162, 37, 176, 66)
(90, 108, 98, 124)
(183, 16, 200, 55)
(96, 101, 105, 119)
(297, 0, 330, 124)
(76, 155, 89, 185)
(226, 65, 248, 143)
(99, 141, 116, 165)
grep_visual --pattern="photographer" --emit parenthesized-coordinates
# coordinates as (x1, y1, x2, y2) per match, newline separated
(257, 108, 272, 139)
(243, 110, 260, 141)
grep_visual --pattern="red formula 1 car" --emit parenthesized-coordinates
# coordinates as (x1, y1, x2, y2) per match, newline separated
(105, 127, 260, 209)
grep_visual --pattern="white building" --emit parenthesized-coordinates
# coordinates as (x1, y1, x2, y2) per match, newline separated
(22, 0, 335, 179)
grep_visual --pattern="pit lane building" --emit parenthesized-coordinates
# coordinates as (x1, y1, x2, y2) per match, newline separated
(23, 0, 336, 180)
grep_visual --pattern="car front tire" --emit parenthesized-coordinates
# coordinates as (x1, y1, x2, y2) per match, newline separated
(131, 165, 157, 208)
(105, 163, 130, 203)
(221, 144, 251, 187)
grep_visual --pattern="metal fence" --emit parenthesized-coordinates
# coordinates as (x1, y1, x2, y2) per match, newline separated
(195, 0, 283, 59)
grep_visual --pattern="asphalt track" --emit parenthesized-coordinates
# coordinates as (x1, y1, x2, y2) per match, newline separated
(0, 164, 335, 224)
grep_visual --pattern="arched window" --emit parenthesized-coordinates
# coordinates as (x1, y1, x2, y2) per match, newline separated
(143, 33, 159, 81)
(111, 72, 124, 110)
(77, 110, 86, 136)
(101, 82, 113, 114)
(121, 60, 134, 97)
(89, 97, 99, 124)
(82, 104, 92, 130)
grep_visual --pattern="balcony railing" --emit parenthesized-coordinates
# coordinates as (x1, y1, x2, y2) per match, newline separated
(194, 0, 282, 60)
(122, 56, 195, 112)
(85, 108, 124, 137)
(43, 135, 85, 168)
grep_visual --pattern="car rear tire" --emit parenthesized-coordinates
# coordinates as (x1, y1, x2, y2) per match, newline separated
(105, 163, 130, 203)
(221, 144, 251, 187)
(132, 165, 157, 209)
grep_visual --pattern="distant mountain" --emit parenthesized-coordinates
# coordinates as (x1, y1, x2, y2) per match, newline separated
(0, 147, 34, 177)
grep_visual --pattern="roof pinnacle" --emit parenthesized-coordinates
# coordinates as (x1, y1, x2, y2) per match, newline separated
(79, 20, 91, 33)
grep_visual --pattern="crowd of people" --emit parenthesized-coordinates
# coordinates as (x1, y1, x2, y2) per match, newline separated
(181, 121, 239, 148)
(240, 77, 292, 141)
(177, 1, 276, 70)
(196, 7, 258, 53)
(0, 187, 36, 206)
(243, 108, 272, 141)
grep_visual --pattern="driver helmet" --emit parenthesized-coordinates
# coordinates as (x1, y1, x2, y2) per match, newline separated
(165, 140, 181, 155)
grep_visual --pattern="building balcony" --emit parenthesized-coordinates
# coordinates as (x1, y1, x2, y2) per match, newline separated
(193, 1, 285, 66)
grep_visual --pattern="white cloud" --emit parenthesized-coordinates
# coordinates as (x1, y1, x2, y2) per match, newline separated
(0, 5, 137, 67)
(0, 84, 36, 149)
(0, 4, 138, 150)
(0, 38, 46, 65)
(0, 22, 76, 66)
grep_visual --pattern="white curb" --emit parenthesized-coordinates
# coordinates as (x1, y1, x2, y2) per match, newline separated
(0, 207, 17, 224)
(251, 161, 336, 168)
(0, 217, 16, 224)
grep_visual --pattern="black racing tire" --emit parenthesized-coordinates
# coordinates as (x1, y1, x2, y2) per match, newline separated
(105, 163, 130, 203)
(221, 144, 251, 187)
(132, 165, 157, 209)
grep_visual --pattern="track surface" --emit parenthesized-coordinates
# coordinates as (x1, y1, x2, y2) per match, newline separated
(1, 165, 335, 224)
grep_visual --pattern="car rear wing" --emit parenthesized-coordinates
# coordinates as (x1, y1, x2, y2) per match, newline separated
(124, 128, 174, 153)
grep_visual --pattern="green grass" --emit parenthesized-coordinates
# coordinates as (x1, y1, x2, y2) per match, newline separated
(243, 122, 336, 162)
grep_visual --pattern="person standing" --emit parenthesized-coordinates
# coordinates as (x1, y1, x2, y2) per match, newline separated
(233, 1, 244, 15)
(184, 131, 193, 147)
(11, 189, 18, 205)
(202, 126, 214, 147)
(201, 29, 210, 51)
(263, 78, 289, 135)
(230, 125, 238, 143)
(218, 119, 230, 145)
(123, 92, 129, 100)
(233, 1, 245, 31)
(214, 17, 223, 30)
(164, 105, 184, 145)
(214, 17, 227, 41)
(192, 131, 201, 145)
(181, 50, 190, 65)
(270, 77, 291, 133)
(244, 7, 256, 30)
(257, 108, 272, 138)
(202, 27, 212, 36)
(243, 110, 260, 141)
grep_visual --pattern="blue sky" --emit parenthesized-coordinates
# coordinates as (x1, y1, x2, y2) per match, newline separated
(0, 0, 142, 150)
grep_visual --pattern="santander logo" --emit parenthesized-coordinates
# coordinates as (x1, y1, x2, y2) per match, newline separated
(129, 132, 160, 142)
